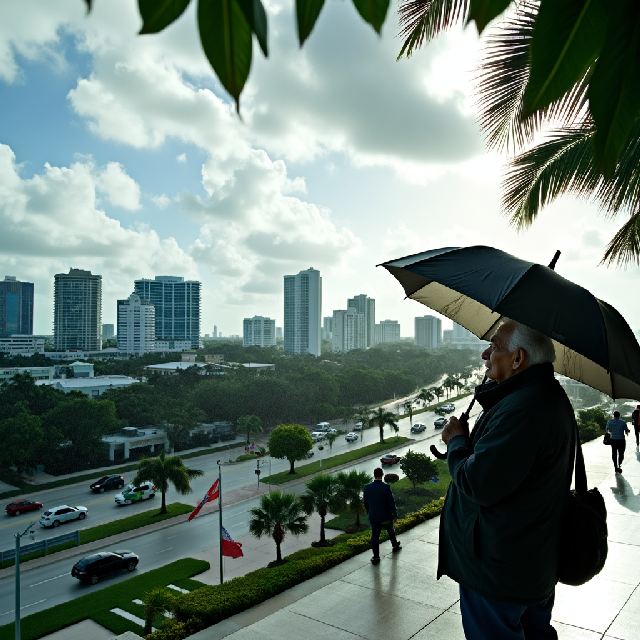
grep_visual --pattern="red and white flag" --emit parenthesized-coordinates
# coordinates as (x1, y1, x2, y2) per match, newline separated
(188, 479, 220, 521)
(221, 525, 244, 558)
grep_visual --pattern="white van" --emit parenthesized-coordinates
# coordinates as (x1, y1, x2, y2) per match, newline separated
(314, 422, 332, 432)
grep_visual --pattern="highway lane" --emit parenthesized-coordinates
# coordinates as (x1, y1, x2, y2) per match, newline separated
(0, 395, 482, 620)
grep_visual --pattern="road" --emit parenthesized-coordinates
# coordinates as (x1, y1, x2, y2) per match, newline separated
(0, 394, 482, 620)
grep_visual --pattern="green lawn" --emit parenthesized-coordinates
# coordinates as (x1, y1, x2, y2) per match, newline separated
(262, 437, 411, 485)
(0, 558, 209, 640)
(326, 459, 451, 531)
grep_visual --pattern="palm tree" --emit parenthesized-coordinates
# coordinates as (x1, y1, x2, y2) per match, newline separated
(402, 400, 415, 427)
(335, 469, 372, 528)
(143, 587, 174, 635)
(431, 386, 444, 403)
(371, 407, 398, 444)
(249, 491, 309, 564)
(134, 452, 203, 515)
(417, 387, 434, 407)
(354, 406, 372, 443)
(299, 475, 343, 545)
(324, 431, 338, 451)
(237, 414, 263, 445)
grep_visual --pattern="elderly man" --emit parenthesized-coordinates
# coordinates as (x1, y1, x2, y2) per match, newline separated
(438, 320, 575, 640)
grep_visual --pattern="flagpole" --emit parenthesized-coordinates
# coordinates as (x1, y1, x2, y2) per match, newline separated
(217, 459, 223, 584)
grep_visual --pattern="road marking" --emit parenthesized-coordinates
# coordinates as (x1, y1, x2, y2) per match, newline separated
(110, 608, 153, 631)
(155, 547, 173, 554)
(168, 584, 190, 594)
(29, 573, 68, 587)
(229, 522, 244, 527)
(0, 599, 47, 617)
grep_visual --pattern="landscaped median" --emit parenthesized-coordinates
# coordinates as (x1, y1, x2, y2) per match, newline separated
(0, 503, 193, 570)
(261, 437, 411, 485)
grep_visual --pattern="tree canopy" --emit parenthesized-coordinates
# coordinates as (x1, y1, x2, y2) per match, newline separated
(268, 424, 314, 474)
(399, 449, 438, 489)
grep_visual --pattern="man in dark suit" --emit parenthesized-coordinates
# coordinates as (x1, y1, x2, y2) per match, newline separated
(363, 467, 402, 564)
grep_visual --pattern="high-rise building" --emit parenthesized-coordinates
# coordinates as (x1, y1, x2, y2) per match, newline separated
(284, 267, 322, 356)
(134, 276, 201, 350)
(451, 322, 489, 351)
(117, 293, 156, 356)
(332, 308, 365, 352)
(276, 327, 283, 340)
(53, 269, 102, 351)
(374, 320, 401, 344)
(243, 316, 276, 347)
(102, 324, 115, 340)
(347, 294, 375, 347)
(442, 329, 454, 343)
(0, 276, 34, 338)
(415, 315, 442, 349)
(322, 316, 333, 340)
(213, 325, 218, 338)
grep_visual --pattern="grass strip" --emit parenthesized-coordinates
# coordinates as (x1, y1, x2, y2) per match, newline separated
(262, 437, 411, 485)
(0, 503, 193, 570)
(0, 558, 209, 640)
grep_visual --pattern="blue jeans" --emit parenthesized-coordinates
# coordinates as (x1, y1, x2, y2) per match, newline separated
(459, 585, 557, 640)
(369, 521, 398, 558)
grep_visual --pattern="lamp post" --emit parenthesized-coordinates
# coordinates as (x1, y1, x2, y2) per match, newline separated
(15, 521, 37, 640)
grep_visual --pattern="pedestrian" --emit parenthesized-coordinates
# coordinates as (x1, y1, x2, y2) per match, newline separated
(606, 411, 630, 474)
(363, 467, 401, 565)
(632, 404, 640, 449)
(439, 319, 574, 640)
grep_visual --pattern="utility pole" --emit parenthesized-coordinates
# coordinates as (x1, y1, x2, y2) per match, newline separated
(15, 521, 37, 640)
(217, 460, 223, 584)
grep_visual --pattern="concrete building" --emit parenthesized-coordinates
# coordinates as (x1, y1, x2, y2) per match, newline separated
(451, 322, 489, 351)
(243, 316, 276, 347)
(117, 293, 156, 356)
(102, 427, 167, 461)
(53, 268, 102, 352)
(322, 316, 333, 340)
(155, 339, 192, 351)
(347, 294, 375, 347)
(0, 335, 45, 356)
(442, 329, 453, 343)
(102, 324, 115, 340)
(0, 366, 55, 383)
(276, 327, 283, 340)
(415, 315, 442, 349)
(284, 267, 322, 356)
(374, 320, 401, 344)
(35, 374, 138, 398)
(134, 276, 201, 350)
(0, 276, 34, 338)
(44, 348, 120, 360)
(332, 308, 365, 352)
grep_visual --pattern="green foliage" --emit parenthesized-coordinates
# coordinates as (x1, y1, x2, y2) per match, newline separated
(371, 407, 398, 443)
(0, 412, 44, 474)
(268, 424, 313, 474)
(467, 0, 511, 34)
(578, 420, 602, 443)
(399, 449, 438, 489)
(138, 0, 192, 35)
(143, 587, 176, 635)
(577, 407, 609, 430)
(296, 0, 325, 46)
(383, 473, 399, 483)
(299, 474, 343, 543)
(237, 414, 263, 443)
(352, 0, 390, 34)
(335, 468, 372, 526)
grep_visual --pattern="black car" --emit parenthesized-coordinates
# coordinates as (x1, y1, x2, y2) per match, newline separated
(72, 550, 139, 584)
(434, 417, 447, 428)
(410, 423, 427, 433)
(90, 475, 125, 493)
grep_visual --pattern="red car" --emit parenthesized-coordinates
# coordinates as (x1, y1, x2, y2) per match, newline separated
(6, 500, 43, 516)
(380, 454, 402, 466)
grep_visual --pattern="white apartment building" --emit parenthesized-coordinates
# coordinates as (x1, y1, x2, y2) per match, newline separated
(332, 308, 365, 352)
(102, 324, 115, 340)
(283, 267, 322, 356)
(0, 366, 55, 383)
(415, 316, 442, 349)
(117, 293, 156, 356)
(0, 334, 45, 356)
(243, 316, 276, 347)
(374, 320, 401, 344)
(347, 294, 375, 347)
(451, 322, 489, 351)
(322, 316, 333, 340)
(36, 375, 138, 398)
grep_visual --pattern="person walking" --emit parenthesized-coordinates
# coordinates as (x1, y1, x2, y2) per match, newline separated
(363, 467, 401, 565)
(606, 411, 630, 473)
(439, 320, 574, 640)
(632, 405, 640, 449)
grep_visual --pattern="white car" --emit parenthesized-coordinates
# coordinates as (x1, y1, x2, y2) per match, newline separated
(345, 432, 358, 442)
(353, 422, 363, 431)
(314, 423, 332, 432)
(311, 432, 325, 442)
(115, 482, 156, 506)
(39, 505, 88, 528)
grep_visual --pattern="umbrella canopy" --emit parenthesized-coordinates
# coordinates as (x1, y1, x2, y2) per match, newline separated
(381, 246, 640, 400)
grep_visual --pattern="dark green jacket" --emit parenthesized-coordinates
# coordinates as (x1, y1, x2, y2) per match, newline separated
(437, 363, 575, 605)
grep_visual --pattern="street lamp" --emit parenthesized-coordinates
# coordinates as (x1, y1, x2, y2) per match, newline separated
(14, 521, 37, 640)
(318, 445, 324, 470)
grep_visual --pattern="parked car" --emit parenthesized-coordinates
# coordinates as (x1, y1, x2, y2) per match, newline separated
(380, 453, 402, 465)
(90, 475, 125, 493)
(345, 432, 358, 442)
(353, 422, 363, 431)
(305, 450, 315, 459)
(40, 505, 87, 528)
(442, 403, 456, 413)
(314, 423, 332, 432)
(311, 432, 325, 442)
(434, 417, 447, 428)
(410, 423, 427, 433)
(6, 500, 43, 516)
(115, 482, 156, 506)
(72, 550, 139, 585)
(434, 406, 448, 416)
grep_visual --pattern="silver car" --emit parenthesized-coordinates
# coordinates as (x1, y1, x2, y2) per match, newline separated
(40, 505, 88, 528)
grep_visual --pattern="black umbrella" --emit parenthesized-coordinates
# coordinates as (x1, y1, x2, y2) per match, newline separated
(381, 245, 640, 401)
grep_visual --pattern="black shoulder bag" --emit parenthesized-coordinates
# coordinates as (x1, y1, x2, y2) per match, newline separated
(558, 425, 608, 586)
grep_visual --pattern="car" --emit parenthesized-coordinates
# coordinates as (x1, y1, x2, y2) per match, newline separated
(441, 403, 456, 413)
(314, 423, 332, 433)
(72, 550, 139, 585)
(114, 482, 156, 505)
(305, 450, 315, 458)
(6, 500, 43, 516)
(353, 422, 363, 431)
(40, 505, 88, 528)
(345, 432, 358, 442)
(410, 423, 427, 433)
(380, 453, 402, 465)
(434, 406, 448, 416)
(311, 432, 325, 442)
(434, 417, 447, 428)
(90, 475, 125, 493)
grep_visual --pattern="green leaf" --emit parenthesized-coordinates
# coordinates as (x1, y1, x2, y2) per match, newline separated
(589, 0, 640, 177)
(198, 0, 253, 111)
(238, 0, 268, 56)
(523, 0, 607, 116)
(138, 0, 192, 34)
(84, 0, 92, 12)
(296, 0, 326, 46)
(467, 0, 512, 34)
(351, 0, 390, 34)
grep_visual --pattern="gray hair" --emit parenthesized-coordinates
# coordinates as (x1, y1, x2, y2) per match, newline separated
(502, 319, 556, 365)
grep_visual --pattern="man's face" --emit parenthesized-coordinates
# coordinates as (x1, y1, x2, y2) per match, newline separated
(481, 323, 521, 383)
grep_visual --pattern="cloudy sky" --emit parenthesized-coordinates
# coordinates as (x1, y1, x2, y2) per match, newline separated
(1, 0, 638, 337)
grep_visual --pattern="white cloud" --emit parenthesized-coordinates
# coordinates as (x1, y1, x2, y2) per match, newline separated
(176, 153, 187, 163)
(152, 194, 171, 208)
(96, 161, 141, 210)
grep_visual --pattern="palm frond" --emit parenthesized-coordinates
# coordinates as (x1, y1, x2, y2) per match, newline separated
(397, 0, 469, 59)
(601, 212, 640, 267)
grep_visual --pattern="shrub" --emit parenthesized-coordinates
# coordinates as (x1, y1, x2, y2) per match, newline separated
(384, 473, 399, 483)
(578, 421, 602, 443)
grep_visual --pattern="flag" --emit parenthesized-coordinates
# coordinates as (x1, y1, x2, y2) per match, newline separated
(431, 477, 440, 483)
(221, 525, 244, 558)
(188, 479, 220, 521)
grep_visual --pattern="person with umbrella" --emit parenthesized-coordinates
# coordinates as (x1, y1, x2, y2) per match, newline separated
(605, 411, 630, 474)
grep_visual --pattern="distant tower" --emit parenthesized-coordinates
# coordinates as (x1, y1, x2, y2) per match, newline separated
(374, 320, 401, 344)
(347, 294, 375, 347)
(243, 316, 276, 347)
(117, 293, 156, 356)
(415, 316, 442, 349)
(0, 275, 34, 338)
(283, 267, 322, 356)
(332, 308, 365, 352)
(213, 325, 217, 338)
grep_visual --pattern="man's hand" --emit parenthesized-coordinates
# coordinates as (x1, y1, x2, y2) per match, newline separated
(442, 416, 469, 445)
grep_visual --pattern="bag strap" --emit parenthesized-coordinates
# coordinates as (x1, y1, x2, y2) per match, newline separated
(572, 421, 588, 494)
